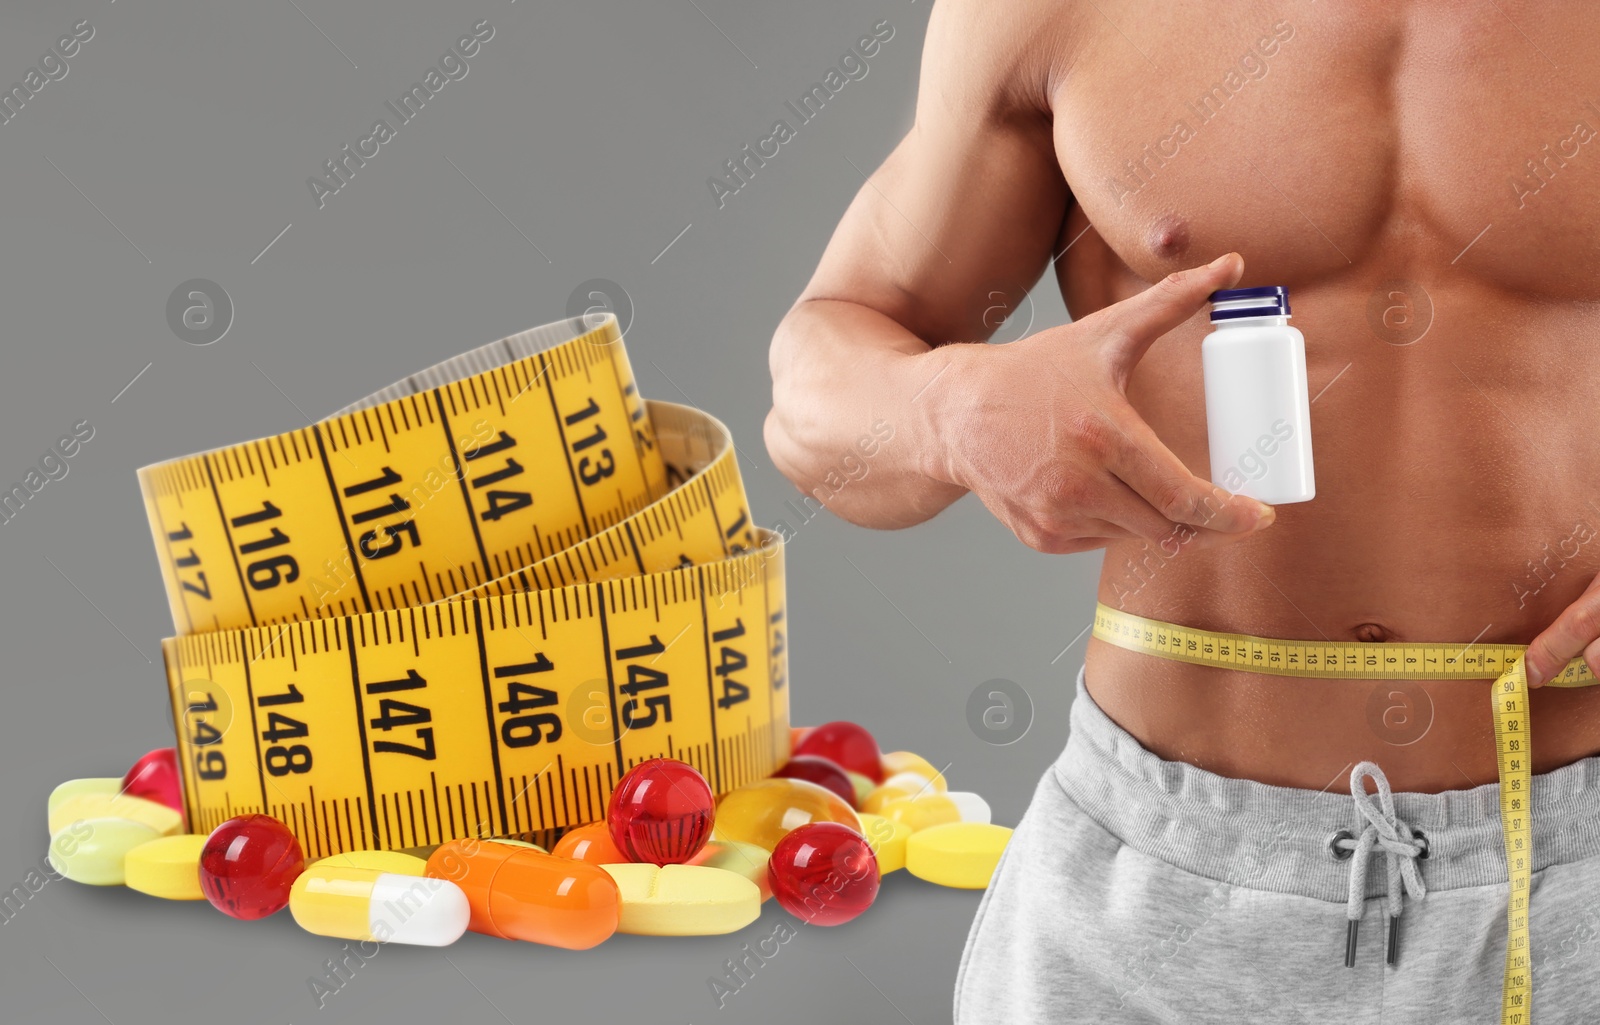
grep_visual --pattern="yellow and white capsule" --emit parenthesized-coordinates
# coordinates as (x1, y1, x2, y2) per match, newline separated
(290, 865, 469, 947)
(861, 771, 951, 815)
(878, 791, 992, 833)
(879, 752, 947, 790)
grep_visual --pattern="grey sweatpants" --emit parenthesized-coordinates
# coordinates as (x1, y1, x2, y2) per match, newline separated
(954, 668, 1600, 1024)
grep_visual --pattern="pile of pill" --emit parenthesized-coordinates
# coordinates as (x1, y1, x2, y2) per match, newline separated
(44, 721, 1012, 946)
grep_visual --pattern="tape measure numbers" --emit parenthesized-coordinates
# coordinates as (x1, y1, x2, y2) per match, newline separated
(143, 315, 790, 860)
(1492, 663, 1532, 1024)
(1092, 602, 1596, 1025)
(1091, 605, 1593, 685)
(461, 400, 760, 602)
(140, 316, 666, 634)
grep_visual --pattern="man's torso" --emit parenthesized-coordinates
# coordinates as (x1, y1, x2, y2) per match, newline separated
(1036, 1, 1600, 790)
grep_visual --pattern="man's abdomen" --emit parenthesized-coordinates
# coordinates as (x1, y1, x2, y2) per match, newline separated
(1085, 284, 1600, 794)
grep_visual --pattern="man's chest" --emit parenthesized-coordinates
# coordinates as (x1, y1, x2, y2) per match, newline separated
(1047, 2, 1600, 301)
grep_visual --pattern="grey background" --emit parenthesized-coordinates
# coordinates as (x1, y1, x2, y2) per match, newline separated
(0, 1, 1094, 1022)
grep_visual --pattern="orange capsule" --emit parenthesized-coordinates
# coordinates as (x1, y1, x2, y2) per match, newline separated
(425, 839, 619, 950)
(551, 823, 629, 865)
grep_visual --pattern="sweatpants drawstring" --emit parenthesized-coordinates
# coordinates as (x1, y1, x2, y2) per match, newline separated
(1329, 761, 1428, 967)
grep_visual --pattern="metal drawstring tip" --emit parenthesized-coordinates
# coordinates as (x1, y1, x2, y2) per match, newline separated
(1386, 915, 1400, 967)
(1345, 920, 1359, 968)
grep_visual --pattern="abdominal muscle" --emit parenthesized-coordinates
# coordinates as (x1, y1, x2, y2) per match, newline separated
(1075, 277, 1600, 795)
(1084, 638, 1600, 793)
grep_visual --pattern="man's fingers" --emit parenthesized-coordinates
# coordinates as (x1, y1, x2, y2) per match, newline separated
(1043, 502, 1179, 552)
(1524, 589, 1600, 687)
(1089, 479, 1276, 554)
(1048, 537, 1125, 556)
(1099, 252, 1243, 380)
(1087, 481, 1187, 546)
(1100, 407, 1273, 534)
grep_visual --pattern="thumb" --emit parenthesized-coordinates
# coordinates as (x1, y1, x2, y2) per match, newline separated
(1101, 253, 1244, 384)
(1522, 586, 1600, 688)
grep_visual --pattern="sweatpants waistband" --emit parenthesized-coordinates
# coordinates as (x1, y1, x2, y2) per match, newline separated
(1054, 666, 1600, 902)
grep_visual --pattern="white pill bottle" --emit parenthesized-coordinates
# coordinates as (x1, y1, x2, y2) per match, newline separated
(1200, 286, 1315, 504)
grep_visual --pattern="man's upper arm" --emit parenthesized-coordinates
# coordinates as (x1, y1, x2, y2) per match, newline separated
(798, 0, 1073, 347)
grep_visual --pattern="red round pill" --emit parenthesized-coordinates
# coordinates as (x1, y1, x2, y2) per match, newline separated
(121, 747, 184, 815)
(199, 814, 305, 920)
(607, 758, 714, 866)
(773, 755, 858, 808)
(793, 721, 884, 783)
(768, 822, 879, 926)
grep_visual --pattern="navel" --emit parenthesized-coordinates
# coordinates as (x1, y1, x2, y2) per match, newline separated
(1146, 213, 1191, 260)
(1353, 622, 1392, 643)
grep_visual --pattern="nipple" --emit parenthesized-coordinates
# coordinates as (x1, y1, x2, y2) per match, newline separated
(1147, 214, 1191, 260)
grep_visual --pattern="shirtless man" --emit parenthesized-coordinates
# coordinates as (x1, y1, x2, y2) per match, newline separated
(765, 1, 1600, 1021)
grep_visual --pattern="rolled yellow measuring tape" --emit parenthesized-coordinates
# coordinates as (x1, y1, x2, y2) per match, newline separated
(1093, 602, 1596, 1025)
(140, 315, 789, 858)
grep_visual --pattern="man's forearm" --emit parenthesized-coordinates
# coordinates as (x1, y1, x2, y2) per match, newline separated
(766, 298, 969, 529)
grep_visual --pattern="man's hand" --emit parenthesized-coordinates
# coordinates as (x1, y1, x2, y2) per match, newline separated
(1523, 572, 1600, 687)
(929, 253, 1276, 556)
(766, 0, 1278, 543)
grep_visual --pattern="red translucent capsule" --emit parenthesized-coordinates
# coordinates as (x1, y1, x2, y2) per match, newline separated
(793, 721, 884, 783)
(607, 758, 715, 865)
(768, 822, 880, 926)
(772, 755, 857, 808)
(121, 747, 184, 815)
(199, 814, 305, 920)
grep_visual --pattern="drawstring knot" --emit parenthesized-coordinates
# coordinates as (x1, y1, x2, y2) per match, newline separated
(1331, 761, 1427, 967)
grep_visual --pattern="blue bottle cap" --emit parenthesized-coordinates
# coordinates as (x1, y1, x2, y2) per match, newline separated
(1208, 286, 1290, 321)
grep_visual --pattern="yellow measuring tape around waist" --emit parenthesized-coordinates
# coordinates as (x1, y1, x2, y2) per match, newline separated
(1092, 602, 1598, 1025)
(140, 314, 790, 861)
